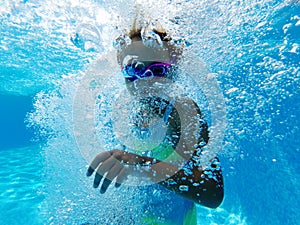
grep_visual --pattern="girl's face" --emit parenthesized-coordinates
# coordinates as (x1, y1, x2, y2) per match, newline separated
(119, 39, 181, 95)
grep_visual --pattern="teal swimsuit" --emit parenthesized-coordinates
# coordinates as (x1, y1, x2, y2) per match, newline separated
(139, 184, 197, 225)
(123, 97, 207, 224)
(134, 141, 197, 224)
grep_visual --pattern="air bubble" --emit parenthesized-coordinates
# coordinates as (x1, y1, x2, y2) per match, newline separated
(71, 24, 104, 52)
(141, 22, 163, 48)
(113, 33, 131, 51)
(179, 185, 189, 192)
(167, 179, 177, 186)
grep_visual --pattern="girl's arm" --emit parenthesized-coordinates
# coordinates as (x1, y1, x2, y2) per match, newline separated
(86, 149, 224, 208)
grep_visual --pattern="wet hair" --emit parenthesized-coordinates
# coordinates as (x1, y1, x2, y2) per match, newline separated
(118, 18, 183, 67)
(128, 27, 170, 41)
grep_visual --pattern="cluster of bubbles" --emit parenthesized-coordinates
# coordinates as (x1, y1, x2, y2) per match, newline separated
(87, 0, 299, 161)
(21, 0, 299, 224)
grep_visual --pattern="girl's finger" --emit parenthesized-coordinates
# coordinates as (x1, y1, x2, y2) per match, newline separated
(115, 168, 129, 187)
(86, 151, 112, 176)
(94, 156, 117, 185)
(100, 163, 123, 193)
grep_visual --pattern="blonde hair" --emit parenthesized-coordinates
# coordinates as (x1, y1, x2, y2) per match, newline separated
(128, 8, 170, 41)
(128, 27, 169, 41)
(116, 10, 183, 66)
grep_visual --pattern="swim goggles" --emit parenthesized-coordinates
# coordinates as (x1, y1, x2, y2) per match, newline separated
(122, 62, 172, 82)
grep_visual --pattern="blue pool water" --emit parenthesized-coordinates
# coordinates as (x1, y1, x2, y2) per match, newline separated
(0, 0, 299, 224)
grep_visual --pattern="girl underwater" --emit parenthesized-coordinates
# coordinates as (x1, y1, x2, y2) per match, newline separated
(86, 16, 224, 224)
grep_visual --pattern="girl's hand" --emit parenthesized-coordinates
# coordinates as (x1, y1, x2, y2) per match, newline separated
(86, 150, 152, 193)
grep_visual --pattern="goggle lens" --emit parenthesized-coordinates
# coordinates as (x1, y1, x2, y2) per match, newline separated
(122, 62, 172, 82)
